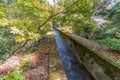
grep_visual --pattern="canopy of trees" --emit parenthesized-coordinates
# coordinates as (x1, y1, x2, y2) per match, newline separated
(0, 0, 120, 58)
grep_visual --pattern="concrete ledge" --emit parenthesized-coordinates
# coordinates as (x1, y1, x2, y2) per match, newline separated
(57, 29, 120, 80)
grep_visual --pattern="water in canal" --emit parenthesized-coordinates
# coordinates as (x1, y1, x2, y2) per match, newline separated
(53, 29, 94, 80)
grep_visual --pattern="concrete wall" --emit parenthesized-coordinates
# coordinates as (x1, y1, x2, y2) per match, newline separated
(58, 30, 120, 80)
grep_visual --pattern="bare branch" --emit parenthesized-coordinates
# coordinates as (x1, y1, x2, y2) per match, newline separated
(13, 39, 30, 54)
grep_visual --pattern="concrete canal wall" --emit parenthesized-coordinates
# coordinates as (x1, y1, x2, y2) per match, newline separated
(57, 29, 120, 80)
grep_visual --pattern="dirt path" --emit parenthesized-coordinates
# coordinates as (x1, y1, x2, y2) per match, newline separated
(0, 47, 50, 80)
(0, 36, 67, 80)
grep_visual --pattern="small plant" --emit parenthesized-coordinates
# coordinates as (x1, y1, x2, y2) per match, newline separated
(20, 59, 30, 71)
(0, 59, 30, 80)
(5, 68, 23, 80)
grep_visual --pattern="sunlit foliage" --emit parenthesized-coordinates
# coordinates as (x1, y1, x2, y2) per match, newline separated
(0, 0, 120, 56)
(56, 0, 98, 39)
(0, 0, 53, 56)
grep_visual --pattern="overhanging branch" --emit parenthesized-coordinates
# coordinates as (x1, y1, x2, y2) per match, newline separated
(37, 0, 80, 30)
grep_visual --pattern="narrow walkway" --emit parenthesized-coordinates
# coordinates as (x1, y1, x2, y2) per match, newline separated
(54, 29, 94, 80)
(48, 52, 67, 80)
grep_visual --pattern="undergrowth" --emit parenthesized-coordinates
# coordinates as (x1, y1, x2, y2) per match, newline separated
(96, 38, 120, 51)
(0, 59, 30, 80)
(0, 68, 23, 80)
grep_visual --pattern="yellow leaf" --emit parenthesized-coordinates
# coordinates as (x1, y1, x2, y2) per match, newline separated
(28, 32, 39, 40)
(15, 35, 25, 43)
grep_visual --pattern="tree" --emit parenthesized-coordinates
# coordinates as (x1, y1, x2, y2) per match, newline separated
(54, 0, 98, 39)
(0, 0, 54, 56)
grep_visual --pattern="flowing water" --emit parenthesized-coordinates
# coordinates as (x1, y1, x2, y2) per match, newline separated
(52, 1, 119, 80)
(53, 29, 94, 80)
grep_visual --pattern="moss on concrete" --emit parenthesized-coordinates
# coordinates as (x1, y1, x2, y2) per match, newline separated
(58, 29, 120, 80)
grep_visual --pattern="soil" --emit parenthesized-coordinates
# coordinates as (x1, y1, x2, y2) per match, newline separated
(0, 35, 67, 80)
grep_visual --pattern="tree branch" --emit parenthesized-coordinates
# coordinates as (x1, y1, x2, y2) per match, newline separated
(37, 0, 80, 30)
(13, 39, 30, 54)
(2, 39, 30, 61)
